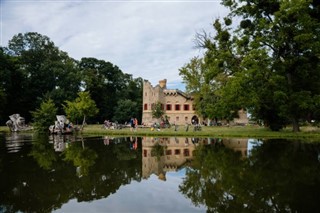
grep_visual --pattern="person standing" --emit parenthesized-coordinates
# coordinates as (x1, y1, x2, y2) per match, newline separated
(134, 118, 138, 131)
(130, 117, 134, 131)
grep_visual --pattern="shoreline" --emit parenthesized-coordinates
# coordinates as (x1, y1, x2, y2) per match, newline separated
(1, 125, 320, 140)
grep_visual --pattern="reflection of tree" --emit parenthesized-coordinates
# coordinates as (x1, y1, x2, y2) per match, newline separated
(0, 136, 143, 212)
(112, 137, 138, 161)
(151, 142, 166, 161)
(63, 140, 97, 177)
(180, 140, 320, 213)
(29, 134, 57, 170)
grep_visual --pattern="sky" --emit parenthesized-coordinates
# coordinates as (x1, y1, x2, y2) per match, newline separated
(54, 170, 206, 213)
(1, 0, 229, 90)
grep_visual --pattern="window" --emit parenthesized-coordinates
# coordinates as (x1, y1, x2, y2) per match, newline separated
(174, 149, 181, 155)
(185, 117, 188, 121)
(175, 104, 180, 111)
(176, 116, 179, 122)
(166, 150, 172, 155)
(184, 104, 189, 111)
(166, 104, 172, 111)
(144, 104, 148, 110)
(184, 149, 190, 156)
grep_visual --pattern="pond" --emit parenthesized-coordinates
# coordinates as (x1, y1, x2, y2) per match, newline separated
(0, 133, 320, 212)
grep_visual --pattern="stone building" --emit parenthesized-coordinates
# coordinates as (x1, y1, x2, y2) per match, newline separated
(142, 79, 249, 126)
(142, 79, 199, 126)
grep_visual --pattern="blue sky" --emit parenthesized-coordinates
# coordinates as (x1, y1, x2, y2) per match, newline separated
(1, 0, 228, 90)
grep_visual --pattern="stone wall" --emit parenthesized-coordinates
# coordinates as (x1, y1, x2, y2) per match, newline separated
(142, 79, 248, 126)
(142, 79, 198, 126)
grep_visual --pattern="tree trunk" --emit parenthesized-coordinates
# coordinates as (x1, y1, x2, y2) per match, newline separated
(81, 115, 86, 130)
(292, 117, 300, 132)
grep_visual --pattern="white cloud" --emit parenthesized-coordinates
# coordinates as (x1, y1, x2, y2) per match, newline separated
(1, 0, 229, 90)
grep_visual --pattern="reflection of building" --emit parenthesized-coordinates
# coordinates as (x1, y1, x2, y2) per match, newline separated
(222, 138, 248, 158)
(142, 137, 250, 180)
(142, 137, 197, 180)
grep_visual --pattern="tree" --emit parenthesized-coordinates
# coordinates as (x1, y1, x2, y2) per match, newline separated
(112, 99, 138, 123)
(63, 91, 99, 129)
(79, 57, 125, 121)
(0, 47, 25, 124)
(5, 32, 82, 120)
(30, 99, 57, 132)
(181, 0, 320, 131)
(152, 101, 165, 120)
(226, 0, 320, 131)
(79, 58, 143, 123)
(121, 76, 143, 122)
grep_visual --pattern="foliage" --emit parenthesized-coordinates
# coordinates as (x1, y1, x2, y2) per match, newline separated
(79, 58, 142, 122)
(112, 99, 138, 123)
(6, 32, 82, 120)
(180, 0, 320, 132)
(29, 134, 57, 170)
(151, 142, 166, 161)
(63, 141, 98, 177)
(63, 91, 99, 128)
(152, 101, 164, 119)
(179, 140, 320, 212)
(0, 32, 142, 125)
(31, 99, 57, 132)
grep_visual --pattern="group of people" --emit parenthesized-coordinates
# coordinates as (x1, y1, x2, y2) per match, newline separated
(130, 117, 138, 131)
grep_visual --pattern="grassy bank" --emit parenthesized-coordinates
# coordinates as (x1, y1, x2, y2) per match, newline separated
(1, 124, 320, 139)
(82, 124, 320, 139)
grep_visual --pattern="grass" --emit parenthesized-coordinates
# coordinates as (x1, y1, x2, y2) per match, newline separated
(1, 124, 320, 140)
(81, 124, 320, 139)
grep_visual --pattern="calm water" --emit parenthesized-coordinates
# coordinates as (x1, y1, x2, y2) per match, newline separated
(1, 133, 320, 213)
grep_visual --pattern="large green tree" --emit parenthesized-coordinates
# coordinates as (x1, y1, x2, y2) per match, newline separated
(6, 32, 81, 121)
(181, 0, 320, 131)
(79, 57, 125, 121)
(79, 57, 142, 123)
(0, 47, 26, 123)
(112, 99, 138, 123)
(1, 32, 143, 125)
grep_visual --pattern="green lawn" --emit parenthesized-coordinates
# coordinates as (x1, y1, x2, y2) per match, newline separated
(81, 124, 320, 139)
(1, 124, 320, 140)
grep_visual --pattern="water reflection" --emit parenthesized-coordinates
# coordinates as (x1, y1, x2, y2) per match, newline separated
(4, 132, 33, 153)
(179, 138, 320, 213)
(142, 137, 196, 181)
(0, 134, 320, 212)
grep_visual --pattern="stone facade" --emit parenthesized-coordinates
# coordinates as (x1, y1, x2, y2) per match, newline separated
(142, 79, 248, 126)
(142, 79, 199, 126)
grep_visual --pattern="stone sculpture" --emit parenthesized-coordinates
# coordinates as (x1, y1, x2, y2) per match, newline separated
(6, 114, 32, 132)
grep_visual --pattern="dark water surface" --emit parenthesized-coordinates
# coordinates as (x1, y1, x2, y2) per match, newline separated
(1, 133, 320, 213)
